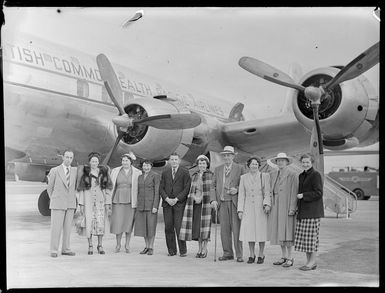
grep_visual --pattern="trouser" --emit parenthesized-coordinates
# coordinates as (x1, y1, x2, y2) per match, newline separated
(219, 200, 243, 258)
(50, 208, 75, 253)
(163, 203, 187, 254)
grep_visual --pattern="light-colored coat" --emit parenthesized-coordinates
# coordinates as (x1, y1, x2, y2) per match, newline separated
(110, 166, 142, 208)
(47, 165, 78, 210)
(267, 167, 298, 244)
(238, 172, 271, 242)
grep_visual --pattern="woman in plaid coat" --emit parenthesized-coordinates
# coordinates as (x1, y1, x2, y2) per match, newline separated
(179, 155, 213, 258)
(295, 153, 324, 271)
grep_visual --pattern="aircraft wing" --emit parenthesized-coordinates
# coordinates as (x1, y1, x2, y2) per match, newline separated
(221, 113, 310, 159)
(324, 150, 379, 156)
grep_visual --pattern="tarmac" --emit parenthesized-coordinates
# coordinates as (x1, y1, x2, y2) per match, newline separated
(5, 181, 379, 288)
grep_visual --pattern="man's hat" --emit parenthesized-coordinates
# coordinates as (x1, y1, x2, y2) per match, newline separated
(270, 152, 293, 165)
(220, 146, 237, 155)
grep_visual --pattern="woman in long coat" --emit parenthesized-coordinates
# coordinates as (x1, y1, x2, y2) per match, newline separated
(295, 153, 324, 271)
(110, 152, 142, 253)
(268, 153, 298, 268)
(237, 156, 271, 264)
(179, 155, 213, 258)
(77, 152, 113, 255)
(134, 160, 161, 255)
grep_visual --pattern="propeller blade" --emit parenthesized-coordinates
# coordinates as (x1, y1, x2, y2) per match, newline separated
(310, 104, 324, 182)
(324, 42, 379, 91)
(96, 54, 125, 115)
(102, 131, 125, 166)
(239, 56, 305, 92)
(134, 113, 202, 130)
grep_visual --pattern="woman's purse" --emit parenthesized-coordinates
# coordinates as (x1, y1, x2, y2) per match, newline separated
(74, 210, 86, 236)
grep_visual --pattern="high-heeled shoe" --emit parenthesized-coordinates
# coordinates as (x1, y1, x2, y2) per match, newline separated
(125, 246, 130, 253)
(97, 245, 105, 254)
(114, 245, 121, 253)
(247, 256, 256, 264)
(200, 249, 208, 258)
(257, 255, 265, 264)
(88, 245, 93, 255)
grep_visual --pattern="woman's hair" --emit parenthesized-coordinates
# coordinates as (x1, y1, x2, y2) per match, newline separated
(197, 157, 210, 169)
(142, 160, 153, 167)
(121, 154, 133, 163)
(300, 153, 314, 163)
(246, 156, 261, 167)
(88, 151, 101, 162)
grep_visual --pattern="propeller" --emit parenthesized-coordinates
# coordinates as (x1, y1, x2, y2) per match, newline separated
(96, 53, 201, 166)
(239, 42, 379, 178)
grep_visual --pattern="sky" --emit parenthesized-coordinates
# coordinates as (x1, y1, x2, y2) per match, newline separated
(2, 7, 379, 171)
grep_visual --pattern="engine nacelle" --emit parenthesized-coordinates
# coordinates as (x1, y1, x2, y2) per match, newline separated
(118, 98, 195, 160)
(292, 67, 379, 150)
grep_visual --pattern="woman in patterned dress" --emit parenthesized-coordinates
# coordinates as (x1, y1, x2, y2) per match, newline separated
(77, 152, 113, 255)
(179, 155, 213, 258)
(295, 153, 324, 271)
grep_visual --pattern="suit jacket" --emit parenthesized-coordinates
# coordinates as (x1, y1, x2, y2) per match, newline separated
(137, 171, 161, 211)
(159, 166, 191, 207)
(110, 166, 142, 208)
(210, 162, 246, 208)
(47, 165, 78, 210)
(297, 167, 324, 219)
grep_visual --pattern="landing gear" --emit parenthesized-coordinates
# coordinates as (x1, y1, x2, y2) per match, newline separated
(353, 188, 366, 200)
(38, 190, 51, 216)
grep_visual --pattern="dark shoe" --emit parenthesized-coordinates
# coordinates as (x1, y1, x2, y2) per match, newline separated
(195, 253, 202, 258)
(273, 257, 287, 265)
(247, 256, 256, 264)
(236, 257, 244, 263)
(62, 251, 76, 256)
(140, 248, 149, 254)
(218, 255, 234, 261)
(168, 252, 176, 256)
(299, 264, 317, 271)
(180, 253, 187, 257)
(88, 245, 93, 255)
(282, 258, 294, 267)
(257, 256, 265, 264)
(97, 245, 105, 255)
(147, 248, 153, 255)
(200, 249, 208, 258)
(50, 253, 58, 258)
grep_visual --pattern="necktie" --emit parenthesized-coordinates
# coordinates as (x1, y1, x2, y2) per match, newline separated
(66, 167, 70, 187)
(172, 168, 176, 180)
(225, 166, 231, 176)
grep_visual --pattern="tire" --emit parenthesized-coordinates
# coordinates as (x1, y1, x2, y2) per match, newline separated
(353, 188, 365, 200)
(364, 196, 371, 200)
(38, 190, 51, 216)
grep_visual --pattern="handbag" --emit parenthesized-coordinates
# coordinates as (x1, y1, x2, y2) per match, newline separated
(74, 210, 86, 236)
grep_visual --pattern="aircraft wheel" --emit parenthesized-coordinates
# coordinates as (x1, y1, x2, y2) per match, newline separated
(38, 190, 51, 216)
(353, 188, 365, 200)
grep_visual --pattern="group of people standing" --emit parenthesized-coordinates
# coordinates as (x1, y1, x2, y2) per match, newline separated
(47, 145, 323, 271)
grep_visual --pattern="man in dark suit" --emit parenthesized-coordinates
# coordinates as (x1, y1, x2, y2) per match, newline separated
(210, 146, 246, 262)
(160, 153, 192, 257)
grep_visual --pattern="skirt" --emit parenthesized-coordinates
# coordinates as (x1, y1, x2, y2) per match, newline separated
(294, 218, 321, 252)
(134, 210, 158, 237)
(110, 203, 135, 234)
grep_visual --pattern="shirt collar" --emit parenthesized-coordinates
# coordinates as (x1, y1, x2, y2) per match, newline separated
(62, 164, 70, 171)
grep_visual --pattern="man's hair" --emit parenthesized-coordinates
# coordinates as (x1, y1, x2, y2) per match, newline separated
(62, 149, 74, 156)
(169, 152, 180, 159)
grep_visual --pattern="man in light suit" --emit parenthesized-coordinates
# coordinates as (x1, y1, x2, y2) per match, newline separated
(210, 146, 246, 262)
(47, 149, 78, 257)
(160, 153, 191, 257)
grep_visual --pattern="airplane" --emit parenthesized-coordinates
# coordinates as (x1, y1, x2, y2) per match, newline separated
(3, 20, 379, 216)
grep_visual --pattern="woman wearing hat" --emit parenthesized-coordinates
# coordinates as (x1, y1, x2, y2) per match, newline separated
(179, 155, 213, 258)
(134, 160, 161, 255)
(77, 152, 113, 255)
(268, 152, 299, 268)
(237, 156, 271, 264)
(295, 153, 324, 271)
(110, 152, 142, 253)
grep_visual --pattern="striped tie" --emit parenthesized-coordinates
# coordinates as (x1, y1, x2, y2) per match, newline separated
(172, 168, 176, 180)
(66, 167, 70, 187)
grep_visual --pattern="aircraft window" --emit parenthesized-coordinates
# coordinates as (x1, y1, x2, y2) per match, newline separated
(77, 79, 89, 98)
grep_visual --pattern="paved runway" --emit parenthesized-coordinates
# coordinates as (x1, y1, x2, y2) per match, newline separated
(5, 181, 379, 287)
